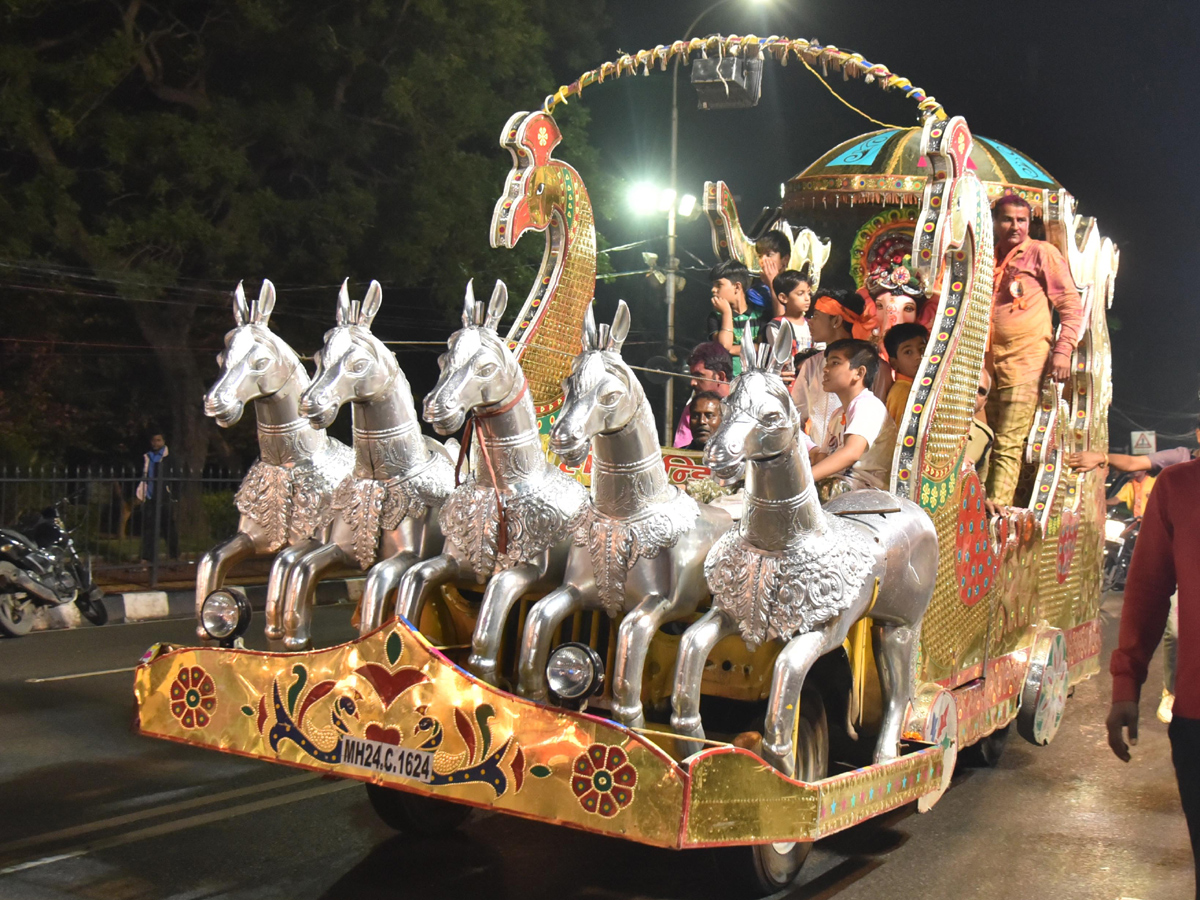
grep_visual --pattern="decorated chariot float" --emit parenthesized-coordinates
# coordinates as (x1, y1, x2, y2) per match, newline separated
(133, 34, 1118, 892)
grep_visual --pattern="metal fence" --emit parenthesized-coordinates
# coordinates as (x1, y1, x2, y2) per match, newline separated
(0, 465, 245, 587)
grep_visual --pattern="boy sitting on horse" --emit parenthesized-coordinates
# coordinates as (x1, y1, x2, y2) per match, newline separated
(810, 339, 897, 492)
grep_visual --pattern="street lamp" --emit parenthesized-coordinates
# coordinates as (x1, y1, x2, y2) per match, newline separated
(664, 0, 770, 443)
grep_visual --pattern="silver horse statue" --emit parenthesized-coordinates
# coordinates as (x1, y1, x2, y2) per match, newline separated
(395, 279, 589, 685)
(198, 280, 353, 642)
(517, 301, 732, 727)
(275, 280, 455, 650)
(670, 322, 938, 775)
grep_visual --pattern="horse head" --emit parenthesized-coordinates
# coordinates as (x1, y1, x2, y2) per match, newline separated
(490, 111, 567, 250)
(300, 280, 399, 429)
(205, 280, 303, 427)
(423, 279, 521, 435)
(551, 300, 635, 466)
(704, 322, 799, 484)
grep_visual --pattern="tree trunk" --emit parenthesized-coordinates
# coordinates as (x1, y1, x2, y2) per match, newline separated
(129, 301, 212, 554)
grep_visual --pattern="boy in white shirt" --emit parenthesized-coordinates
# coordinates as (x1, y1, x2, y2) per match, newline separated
(810, 339, 897, 491)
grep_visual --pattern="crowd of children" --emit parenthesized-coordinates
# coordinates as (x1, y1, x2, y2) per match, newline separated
(676, 195, 1080, 500)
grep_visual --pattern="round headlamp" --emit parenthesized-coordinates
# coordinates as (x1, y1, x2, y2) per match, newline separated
(546, 642, 605, 706)
(1104, 518, 1126, 543)
(201, 588, 251, 645)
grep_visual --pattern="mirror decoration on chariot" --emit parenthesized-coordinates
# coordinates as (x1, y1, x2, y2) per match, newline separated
(128, 32, 1120, 893)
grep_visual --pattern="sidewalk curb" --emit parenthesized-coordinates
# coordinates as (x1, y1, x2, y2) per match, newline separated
(30, 578, 364, 632)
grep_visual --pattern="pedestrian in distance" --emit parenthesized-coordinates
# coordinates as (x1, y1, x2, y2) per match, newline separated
(136, 432, 180, 563)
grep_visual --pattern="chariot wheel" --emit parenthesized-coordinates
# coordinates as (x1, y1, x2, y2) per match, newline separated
(959, 725, 1009, 768)
(742, 687, 828, 895)
(0, 594, 35, 637)
(1017, 630, 1069, 746)
(905, 685, 957, 813)
(364, 782, 473, 836)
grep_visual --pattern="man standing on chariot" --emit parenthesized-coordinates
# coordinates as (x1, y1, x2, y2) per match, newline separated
(985, 194, 1084, 505)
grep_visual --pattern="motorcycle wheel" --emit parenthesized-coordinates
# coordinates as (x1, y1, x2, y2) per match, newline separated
(76, 596, 108, 626)
(0, 594, 36, 636)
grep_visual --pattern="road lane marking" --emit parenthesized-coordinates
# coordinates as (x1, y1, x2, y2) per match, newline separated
(0, 780, 358, 875)
(25, 666, 137, 683)
(0, 773, 318, 854)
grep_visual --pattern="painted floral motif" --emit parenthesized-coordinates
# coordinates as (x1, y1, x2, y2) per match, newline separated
(170, 665, 217, 729)
(571, 743, 637, 818)
(955, 471, 996, 606)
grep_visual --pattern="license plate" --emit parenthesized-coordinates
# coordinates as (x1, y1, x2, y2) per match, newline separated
(339, 736, 433, 783)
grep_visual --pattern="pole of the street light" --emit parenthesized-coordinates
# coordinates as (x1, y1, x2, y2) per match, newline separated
(663, 0, 736, 445)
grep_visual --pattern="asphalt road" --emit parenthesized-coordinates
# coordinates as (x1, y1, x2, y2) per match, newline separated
(0, 594, 1192, 900)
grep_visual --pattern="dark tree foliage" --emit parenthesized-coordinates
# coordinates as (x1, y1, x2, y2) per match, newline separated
(0, 0, 608, 469)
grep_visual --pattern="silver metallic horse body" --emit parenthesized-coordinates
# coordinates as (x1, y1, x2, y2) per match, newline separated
(198, 280, 353, 641)
(671, 323, 938, 774)
(517, 301, 732, 726)
(395, 279, 588, 685)
(275, 280, 454, 650)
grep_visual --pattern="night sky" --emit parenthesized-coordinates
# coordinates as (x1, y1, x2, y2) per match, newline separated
(565, 0, 1200, 449)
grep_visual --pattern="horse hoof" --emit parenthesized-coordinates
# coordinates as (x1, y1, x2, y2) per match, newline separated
(611, 703, 645, 730)
(283, 636, 310, 652)
(264, 625, 284, 641)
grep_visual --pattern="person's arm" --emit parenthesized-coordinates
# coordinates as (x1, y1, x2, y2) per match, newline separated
(811, 435, 868, 482)
(710, 299, 738, 356)
(1107, 477, 1177, 760)
(1041, 246, 1084, 382)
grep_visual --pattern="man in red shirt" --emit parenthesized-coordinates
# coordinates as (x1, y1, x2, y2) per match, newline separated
(1108, 459, 1200, 892)
(985, 195, 1084, 505)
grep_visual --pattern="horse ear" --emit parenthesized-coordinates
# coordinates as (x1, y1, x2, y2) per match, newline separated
(740, 320, 757, 372)
(359, 280, 382, 328)
(255, 279, 276, 325)
(583, 302, 599, 350)
(233, 281, 250, 326)
(484, 279, 508, 331)
(767, 320, 793, 375)
(609, 300, 631, 352)
(462, 279, 475, 328)
(336, 279, 351, 326)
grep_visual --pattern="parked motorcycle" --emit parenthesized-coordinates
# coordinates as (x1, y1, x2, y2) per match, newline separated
(0, 499, 107, 636)
(1102, 511, 1139, 593)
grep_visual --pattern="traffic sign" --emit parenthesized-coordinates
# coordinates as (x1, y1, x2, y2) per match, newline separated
(1131, 430, 1157, 455)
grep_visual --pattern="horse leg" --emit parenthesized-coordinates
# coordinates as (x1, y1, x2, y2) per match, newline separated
(872, 621, 920, 762)
(394, 553, 461, 625)
(763, 630, 828, 777)
(359, 551, 419, 636)
(517, 584, 589, 701)
(264, 539, 319, 642)
(670, 608, 739, 757)
(613, 592, 680, 729)
(281, 544, 350, 651)
(194, 532, 256, 641)
(468, 561, 542, 686)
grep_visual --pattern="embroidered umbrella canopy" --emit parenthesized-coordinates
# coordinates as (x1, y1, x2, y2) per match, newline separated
(784, 127, 1064, 215)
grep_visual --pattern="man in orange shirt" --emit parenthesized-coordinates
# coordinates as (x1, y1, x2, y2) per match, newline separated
(985, 195, 1084, 505)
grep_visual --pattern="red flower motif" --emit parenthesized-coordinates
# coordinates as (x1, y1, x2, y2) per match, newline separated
(570, 743, 637, 818)
(169, 665, 217, 729)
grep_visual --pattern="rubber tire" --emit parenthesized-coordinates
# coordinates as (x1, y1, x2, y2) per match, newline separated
(0, 594, 35, 637)
(76, 596, 108, 626)
(959, 725, 1009, 768)
(364, 783, 473, 836)
(745, 687, 829, 895)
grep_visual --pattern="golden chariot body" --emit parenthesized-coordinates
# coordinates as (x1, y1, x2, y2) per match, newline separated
(135, 34, 1117, 894)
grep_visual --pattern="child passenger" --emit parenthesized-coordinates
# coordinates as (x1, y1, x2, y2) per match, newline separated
(810, 339, 898, 491)
(709, 259, 767, 377)
(764, 269, 813, 356)
(883, 322, 928, 424)
(790, 289, 877, 448)
(751, 231, 792, 316)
